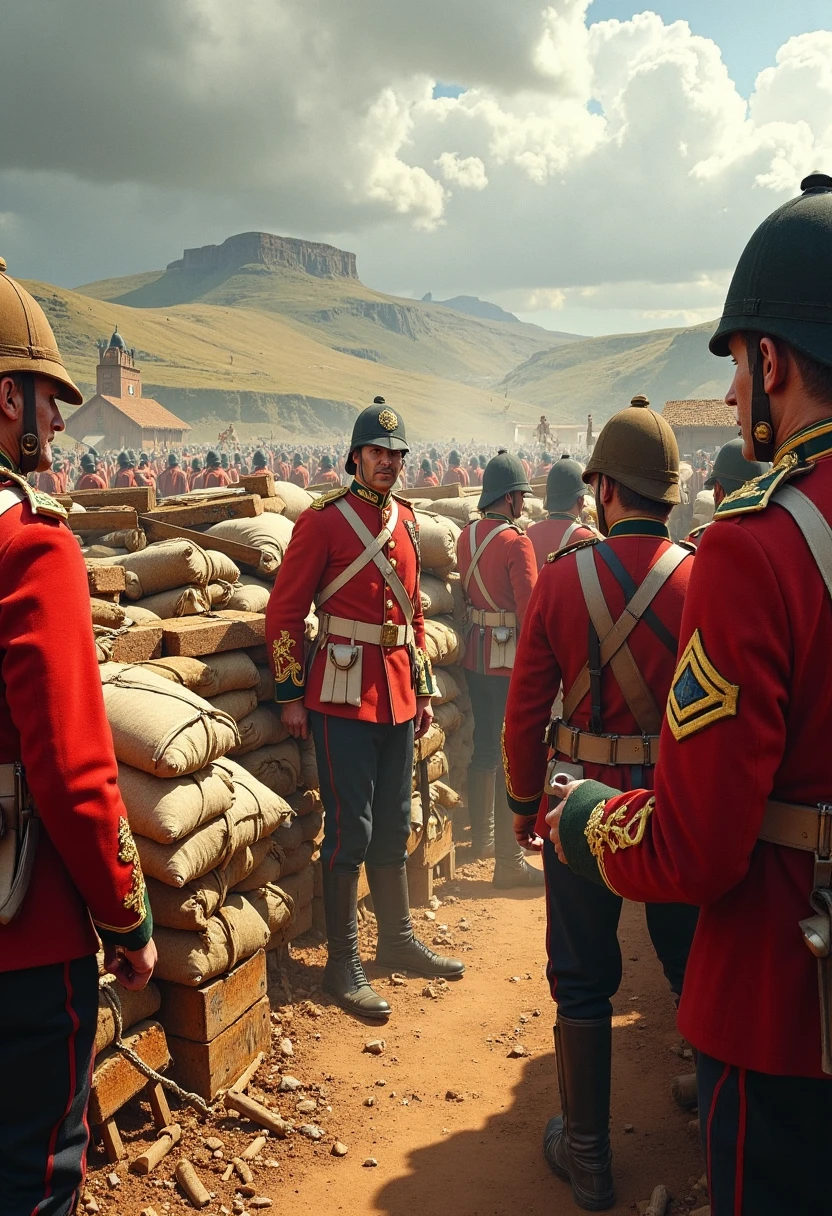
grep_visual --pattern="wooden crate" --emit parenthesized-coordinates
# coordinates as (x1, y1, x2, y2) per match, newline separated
(156, 950, 267, 1044)
(166, 995, 271, 1101)
(144, 494, 262, 528)
(88, 1019, 170, 1125)
(68, 508, 139, 533)
(238, 472, 277, 499)
(406, 817, 455, 906)
(61, 486, 156, 512)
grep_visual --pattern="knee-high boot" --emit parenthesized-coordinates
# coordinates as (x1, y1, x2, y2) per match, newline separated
(543, 1015, 615, 1211)
(368, 863, 465, 978)
(466, 766, 495, 859)
(492, 772, 544, 888)
(321, 867, 390, 1020)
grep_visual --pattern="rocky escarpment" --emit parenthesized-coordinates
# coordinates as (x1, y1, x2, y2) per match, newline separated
(166, 232, 358, 280)
(310, 300, 434, 340)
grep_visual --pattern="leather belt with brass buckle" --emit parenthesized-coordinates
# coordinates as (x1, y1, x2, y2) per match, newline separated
(380, 622, 400, 647)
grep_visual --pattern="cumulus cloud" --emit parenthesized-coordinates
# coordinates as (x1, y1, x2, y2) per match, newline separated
(1, 0, 831, 334)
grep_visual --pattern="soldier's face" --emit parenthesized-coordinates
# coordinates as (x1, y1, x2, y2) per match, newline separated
(725, 335, 754, 460)
(358, 445, 404, 491)
(0, 373, 66, 472)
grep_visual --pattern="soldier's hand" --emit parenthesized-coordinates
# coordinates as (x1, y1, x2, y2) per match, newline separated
(545, 779, 584, 864)
(414, 696, 434, 740)
(513, 813, 543, 851)
(281, 699, 309, 739)
(104, 938, 157, 991)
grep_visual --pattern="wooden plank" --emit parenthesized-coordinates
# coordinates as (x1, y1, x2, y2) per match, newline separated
(86, 564, 126, 595)
(67, 508, 138, 534)
(156, 950, 266, 1043)
(160, 611, 265, 657)
(62, 486, 156, 511)
(111, 624, 164, 663)
(139, 516, 262, 570)
(237, 472, 276, 499)
(404, 482, 463, 501)
(406, 818, 454, 907)
(95, 980, 162, 1055)
(89, 1020, 170, 1125)
(100, 1117, 127, 1164)
(144, 495, 263, 528)
(166, 996, 271, 1102)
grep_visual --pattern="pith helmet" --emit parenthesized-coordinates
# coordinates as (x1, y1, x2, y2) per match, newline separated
(705, 437, 768, 494)
(80, 453, 95, 472)
(252, 449, 267, 469)
(167, 452, 179, 466)
(710, 173, 832, 367)
(0, 258, 82, 405)
(478, 453, 533, 511)
(205, 450, 220, 467)
(545, 457, 585, 511)
(345, 399, 409, 475)
(583, 395, 680, 504)
(117, 451, 131, 469)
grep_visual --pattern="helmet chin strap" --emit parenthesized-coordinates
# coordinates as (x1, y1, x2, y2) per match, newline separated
(748, 339, 775, 462)
(18, 373, 41, 475)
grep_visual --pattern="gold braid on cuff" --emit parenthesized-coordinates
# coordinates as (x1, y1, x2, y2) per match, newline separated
(584, 797, 655, 895)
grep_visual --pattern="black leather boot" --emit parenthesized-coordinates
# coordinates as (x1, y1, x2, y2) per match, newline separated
(492, 773, 544, 888)
(466, 766, 495, 859)
(368, 864, 465, 978)
(321, 867, 391, 1020)
(543, 1015, 615, 1211)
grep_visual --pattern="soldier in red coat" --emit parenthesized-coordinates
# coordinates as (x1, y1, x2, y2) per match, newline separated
(112, 451, 137, 488)
(550, 175, 832, 1214)
(289, 453, 309, 488)
(203, 450, 230, 489)
(527, 456, 597, 569)
(457, 454, 542, 886)
(0, 263, 154, 1214)
(442, 449, 469, 487)
(316, 454, 340, 487)
(156, 452, 188, 498)
(415, 459, 439, 488)
(503, 400, 698, 1210)
(266, 402, 463, 1020)
(74, 453, 107, 491)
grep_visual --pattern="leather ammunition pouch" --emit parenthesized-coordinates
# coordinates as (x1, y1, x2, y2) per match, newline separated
(0, 762, 40, 925)
(467, 608, 518, 671)
(320, 642, 364, 708)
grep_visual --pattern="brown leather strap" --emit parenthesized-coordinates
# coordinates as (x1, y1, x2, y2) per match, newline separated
(563, 545, 688, 732)
(550, 720, 658, 767)
(468, 608, 517, 628)
(760, 799, 832, 854)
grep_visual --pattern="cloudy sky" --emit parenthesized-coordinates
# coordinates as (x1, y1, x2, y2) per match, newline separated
(1, 0, 830, 335)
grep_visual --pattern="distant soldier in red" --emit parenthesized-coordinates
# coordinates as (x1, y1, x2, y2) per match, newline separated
(112, 451, 137, 488)
(228, 453, 241, 484)
(316, 454, 340, 487)
(527, 456, 597, 570)
(74, 452, 107, 490)
(203, 450, 230, 489)
(467, 456, 483, 485)
(134, 454, 155, 488)
(38, 457, 64, 495)
(0, 261, 155, 1215)
(289, 453, 309, 488)
(534, 451, 554, 478)
(156, 452, 188, 498)
(415, 458, 439, 488)
(188, 457, 205, 490)
(442, 449, 468, 487)
(273, 451, 289, 481)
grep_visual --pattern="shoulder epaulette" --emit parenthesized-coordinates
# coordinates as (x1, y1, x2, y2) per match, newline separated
(310, 485, 349, 510)
(393, 491, 415, 508)
(715, 452, 810, 519)
(678, 539, 698, 554)
(686, 523, 710, 539)
(546, 536, 599, 564)
(0, 468, 67, 521)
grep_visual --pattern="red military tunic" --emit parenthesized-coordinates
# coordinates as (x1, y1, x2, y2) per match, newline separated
(316, 469, 340, 487)
(442, 464, 469, 487)
(289, 465, 310, 488)
(204, 467, 230, 489)
(456, 514, 537, 677)
(265, 482, 434, 724)
(157, 466, 188, 498)
(503, 519, 693, 838)
(37, 470, 62, 495)
(0, 464, 151, 972)
(527, 512, 596, 571)
(75, 472, 107, 491)
(415, 471, 439, 488)
(558, 426, 832, 1079)
(113, 468, 136, 489)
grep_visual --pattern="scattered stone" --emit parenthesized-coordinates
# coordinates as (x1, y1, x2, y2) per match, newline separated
(331, 1141, 348, 1158)
(364, 1096, 376, 1107)
(375, 1078, 387, 1087)
(232, 1203, 246, 1215)
(279, 1075, 302, 1092)
(364, 1039, 386, 1055)
(84, 1201, 101, 1215)
(107, 1173, 121, 1189)
(508, 1044, 529, 1058)
(238, 1185, 256, 1198)
(445, 1090, 464, 1102)
(280, 1039, 294, 1058)
(296, 1099, 317, 1114)
(140, 1208, 160, 1216)
(249, 1201, 273, 1210)
(363, 1158, 378, 1168)
(532, 1009, 542, 1017)
(213, 1149, 224, 1159)
(424, 910, 436, 921)
(428, 896, 442, 910)
(433, 934, 454, 947)
(204, 1137, 224, 1151)
(391, 974, 407, 986)
(422, 984, 438, 999)
(624, 1123, 635, 1133)
(509, 976, 521, 984)
(299, 1123, 325, 1141)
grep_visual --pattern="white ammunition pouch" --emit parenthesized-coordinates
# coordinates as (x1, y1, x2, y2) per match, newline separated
(320, 643, 364, 708)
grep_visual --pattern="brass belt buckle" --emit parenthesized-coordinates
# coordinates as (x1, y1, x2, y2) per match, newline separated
(642, 734, 654, 766)
(607, 734, 619, 766)
(381, 622, 399, 647)
(815, 803, 832, 888)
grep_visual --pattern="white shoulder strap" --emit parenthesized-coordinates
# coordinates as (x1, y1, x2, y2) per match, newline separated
(462, 520, 510, 611)
(774, 485, 832, 599)
(318, 497, 414, 623)
(0, 486, 25, 519)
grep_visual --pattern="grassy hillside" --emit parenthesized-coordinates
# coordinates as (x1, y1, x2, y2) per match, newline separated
(498, 322, 729, 421)
(76, 263, 565, 389)
(28, 280, 536, 442)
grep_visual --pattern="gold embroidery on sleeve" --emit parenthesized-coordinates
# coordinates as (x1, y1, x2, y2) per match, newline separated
(272, 630, 304, 687)
(584, 797, 655, 894)
(117, 817, 146, 916)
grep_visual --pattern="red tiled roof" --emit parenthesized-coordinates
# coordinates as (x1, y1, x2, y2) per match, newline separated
(662, 399, 735, 427)
(94, 394, 190, 431)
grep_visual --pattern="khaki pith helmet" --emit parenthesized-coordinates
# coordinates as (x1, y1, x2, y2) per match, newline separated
(582, 395, 680, 504)
(0, 258, 82, 404)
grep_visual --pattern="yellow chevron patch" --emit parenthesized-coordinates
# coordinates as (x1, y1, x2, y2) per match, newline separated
(666, 629, 739, 741)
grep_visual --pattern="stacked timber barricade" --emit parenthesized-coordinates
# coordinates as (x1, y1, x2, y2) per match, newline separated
(67, 474, 481, 1128)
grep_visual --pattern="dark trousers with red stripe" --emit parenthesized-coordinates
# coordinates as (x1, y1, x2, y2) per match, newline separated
(0, 954, 98, 1216)
(698, 1051, 832, 1216)
(310, 712, 414, 872)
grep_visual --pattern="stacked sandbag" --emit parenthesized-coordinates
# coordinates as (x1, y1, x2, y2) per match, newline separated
(414, 511, 460, 576)
(423, 616, 464, 667)
(272, 481, 314, 521)
(416, 496, 479, 529)
(110, 537, 240, 621)
(203, 513, 293, 580)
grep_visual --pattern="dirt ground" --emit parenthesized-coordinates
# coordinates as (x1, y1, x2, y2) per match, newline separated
(88, 851, 706, 1216)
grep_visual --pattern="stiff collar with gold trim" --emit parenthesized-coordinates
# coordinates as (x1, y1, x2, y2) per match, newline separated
(349, 478, 391, 509)
(774, 417, 832, 465)
(607, 517, 669, 540)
